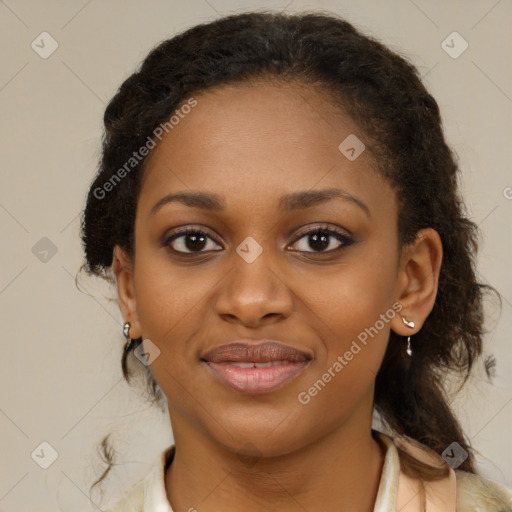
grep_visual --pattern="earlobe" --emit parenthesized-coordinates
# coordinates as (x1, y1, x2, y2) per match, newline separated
(112, 245, 142, 339)
(390, 228, 443, 336)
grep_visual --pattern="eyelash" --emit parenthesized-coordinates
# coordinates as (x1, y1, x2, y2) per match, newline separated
(162, 225, 354, 256)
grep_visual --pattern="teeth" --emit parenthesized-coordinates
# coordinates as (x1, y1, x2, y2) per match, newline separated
(254, 361, 282, 368)
(229, 361, 285, 368)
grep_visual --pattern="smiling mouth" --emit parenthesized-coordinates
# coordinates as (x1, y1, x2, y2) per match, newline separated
(201, 341, 312, 394)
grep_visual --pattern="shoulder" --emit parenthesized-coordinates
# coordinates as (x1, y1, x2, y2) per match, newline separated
(455, 469, 512, 512)
(387, 430, 512, 512)
(103, 479, 145, 512)
(102, 444, 175, 512)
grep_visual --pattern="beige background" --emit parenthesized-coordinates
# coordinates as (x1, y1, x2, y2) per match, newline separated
(1, 0, 511, 510)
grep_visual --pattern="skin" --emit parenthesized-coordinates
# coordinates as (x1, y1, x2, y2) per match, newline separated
(113, 80, 442, 512)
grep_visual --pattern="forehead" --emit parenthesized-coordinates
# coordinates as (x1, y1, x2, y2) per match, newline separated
(137, 80, 394, 219)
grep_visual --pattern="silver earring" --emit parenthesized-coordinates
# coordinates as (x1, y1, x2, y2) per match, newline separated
(405, 336, 412, 356)
(402, 317, 415, 329)
(123, 322, 135, 352)
(401, 317, 415, 357)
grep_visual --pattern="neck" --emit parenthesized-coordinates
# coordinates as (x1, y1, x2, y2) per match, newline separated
(164, 408, 386, 512)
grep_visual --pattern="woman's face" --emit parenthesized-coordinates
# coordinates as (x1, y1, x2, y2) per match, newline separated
(121, 81, 404, 456)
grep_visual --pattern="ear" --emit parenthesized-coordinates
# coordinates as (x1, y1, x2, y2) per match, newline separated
(390, 228, 443, 336)
(112, 245, 142, 339)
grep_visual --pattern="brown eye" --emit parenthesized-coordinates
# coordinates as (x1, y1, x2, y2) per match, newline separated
(164, 228, 222, 254)
(290, 227, 354, 253)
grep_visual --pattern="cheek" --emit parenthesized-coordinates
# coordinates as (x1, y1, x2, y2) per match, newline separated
(310, 245, 398, 377)
(131, 248, 220, 385)
(298, 280, 396, 425)
(133, 242, 202, 332)
(307, 244, 397, 330)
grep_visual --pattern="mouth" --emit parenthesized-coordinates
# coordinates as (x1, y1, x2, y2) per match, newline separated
(201, 341, 312, 395)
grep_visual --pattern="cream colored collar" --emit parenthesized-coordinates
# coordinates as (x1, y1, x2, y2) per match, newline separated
(374, 430, 456, 511)
(140, 430, 456, 511)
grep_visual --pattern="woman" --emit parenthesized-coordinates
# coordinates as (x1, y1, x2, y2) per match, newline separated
(80, 10, 512, 512)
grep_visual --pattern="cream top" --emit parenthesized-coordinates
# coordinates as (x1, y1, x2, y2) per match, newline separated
(105, 430, 512, 512)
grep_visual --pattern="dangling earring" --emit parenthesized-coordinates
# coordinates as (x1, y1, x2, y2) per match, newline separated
(123, 322, 135, 352)
(401, 316, 415, 357)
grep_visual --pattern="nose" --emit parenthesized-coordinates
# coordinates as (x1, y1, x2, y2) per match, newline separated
(213, 245, 294, 328)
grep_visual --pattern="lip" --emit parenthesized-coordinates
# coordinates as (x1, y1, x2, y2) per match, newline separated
(202, 340, 312, 395)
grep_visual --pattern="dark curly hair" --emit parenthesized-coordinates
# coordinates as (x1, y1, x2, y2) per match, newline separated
(80, 9, 500, 507)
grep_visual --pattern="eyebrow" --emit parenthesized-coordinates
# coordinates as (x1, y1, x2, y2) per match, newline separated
(149, 187, 370, 217)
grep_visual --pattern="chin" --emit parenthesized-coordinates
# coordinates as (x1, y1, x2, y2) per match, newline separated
(208, 417, 308, 460)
